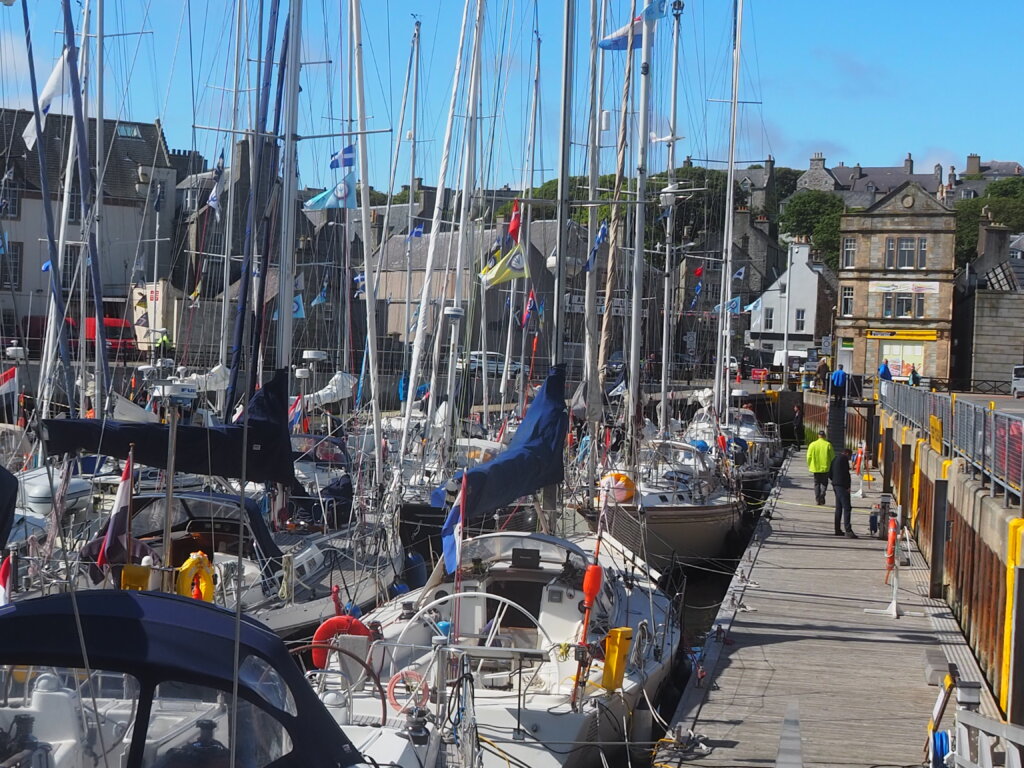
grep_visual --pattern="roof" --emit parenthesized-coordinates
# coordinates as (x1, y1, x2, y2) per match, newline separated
(975, 160, 1023, 178)
(983, 259, 1024, 292)
(0, 109, 172, 201)
(830, 165, 943, 195)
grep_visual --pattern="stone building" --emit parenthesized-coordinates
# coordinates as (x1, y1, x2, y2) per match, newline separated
(833, 182, 956, 379)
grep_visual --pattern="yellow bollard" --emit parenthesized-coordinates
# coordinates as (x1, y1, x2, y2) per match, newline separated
(601, 627, 634, 691)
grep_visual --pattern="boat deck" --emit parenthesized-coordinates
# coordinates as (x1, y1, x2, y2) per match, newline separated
(668, 454, 999, 767)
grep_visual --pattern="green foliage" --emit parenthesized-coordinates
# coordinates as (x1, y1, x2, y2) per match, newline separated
(773, 167, 802, 202)
(984, 177, 1024, 199)
(955, 195, 1024, 266)
(812, 210, 843, 271)
(779, 190, 844, 237)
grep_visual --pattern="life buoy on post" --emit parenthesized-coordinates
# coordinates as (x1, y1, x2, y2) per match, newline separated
(311, 614, 371, 669)
(884, 517, 898, 584)
(176, 551, 215, 602)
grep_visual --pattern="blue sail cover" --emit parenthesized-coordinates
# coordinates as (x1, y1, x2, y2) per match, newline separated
(432, 366, 568, 524)
(41, 369, 296, 486)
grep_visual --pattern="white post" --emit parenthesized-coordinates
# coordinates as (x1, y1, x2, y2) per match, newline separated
(276, 0, 301, 369)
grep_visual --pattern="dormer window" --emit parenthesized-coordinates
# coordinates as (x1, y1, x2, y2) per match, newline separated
(116, 124, 143, 139)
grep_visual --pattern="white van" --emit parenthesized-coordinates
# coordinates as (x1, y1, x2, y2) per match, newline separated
(1013, 366, 1024, 398)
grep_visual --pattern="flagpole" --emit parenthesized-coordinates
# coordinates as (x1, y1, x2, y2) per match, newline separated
(402, 21, 421, 383)
(275, 0, 301, 369)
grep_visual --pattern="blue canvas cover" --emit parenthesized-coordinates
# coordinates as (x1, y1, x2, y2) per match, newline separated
(41, 369, 296, 486)
(0, 590, 364, 767)
(0, 465, 18, 549)
(432, 366, 568, 525)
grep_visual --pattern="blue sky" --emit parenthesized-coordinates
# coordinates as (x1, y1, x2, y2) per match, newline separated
(1, 0, 1022, 192)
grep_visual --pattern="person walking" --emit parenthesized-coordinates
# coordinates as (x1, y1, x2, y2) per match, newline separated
(792, 405, 804, 449)
(831, 447, 856, 537)
(806, 430, 835, 505)
(830, 364, 847, 402)
(910, 364, 921, 386)
(878, 358, 893, 382)
(816, 358, 830, 390)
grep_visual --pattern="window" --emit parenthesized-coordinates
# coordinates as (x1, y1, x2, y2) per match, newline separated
(116, 123, 143, 139)
(895, 292, 914, 318)
(0, 185, 21, 219)
(885, 237, 895, 268)
(883, 293, 893, 318)
(765, 307, 774, 330)
(0, 240, 21, 290)
(840, 286, 854, 316)
(66, 184, 82, 224)
(897, 238, 916, 268)
(915, 293, 925, 318)
(795, 308, 806, 332)
(62, 244, 80, 292)
(842, 237, 856, 268)
(184, 187, 200, 212)
(917, 238, 927, 269)
(779, 282, 787, 296)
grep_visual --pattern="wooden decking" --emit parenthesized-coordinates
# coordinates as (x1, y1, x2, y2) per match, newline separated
(669, 454, 999, 767)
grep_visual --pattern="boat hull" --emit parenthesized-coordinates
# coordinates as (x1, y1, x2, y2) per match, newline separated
(599, 500, 742, 567)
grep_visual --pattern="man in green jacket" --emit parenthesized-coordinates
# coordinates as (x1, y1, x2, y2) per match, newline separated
(806, 430, 835, 505)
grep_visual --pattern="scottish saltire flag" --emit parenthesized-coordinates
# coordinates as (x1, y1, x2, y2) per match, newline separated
(584, 220, 609, 272)
(288, 394, 303, 433)
(441, 472, 469, 574)
(330, 143, 356, 169)
(405, 222, 424, 241)
(732, 266, 746, 280)
(97, 454, 133, 569)
(480, 243, 528, 289)
(353, 272, 366, 297)
(304, 172, 357, 210)
(693, 280, 702, 295)
(208, 150, 225, 221)
(22, 49, 70, 151)
(311, 278, 328, 307)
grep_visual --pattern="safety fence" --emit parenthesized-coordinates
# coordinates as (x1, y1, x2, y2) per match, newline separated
(879, 381, 1024, 503)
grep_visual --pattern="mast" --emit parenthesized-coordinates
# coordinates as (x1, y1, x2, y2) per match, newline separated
(351, 0, 385, 488)
(402, 21, 421, 381)
(276, 0, 302, 369)
(627, 9, 654, 460)
(659, 1, 682, 435)
(716, 0, 744, 416)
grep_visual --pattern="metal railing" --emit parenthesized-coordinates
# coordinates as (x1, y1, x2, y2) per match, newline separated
(879, 381, 1024, 503)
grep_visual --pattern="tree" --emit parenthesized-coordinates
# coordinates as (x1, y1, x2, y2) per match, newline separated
(778, 190, 845, 271)
(773, 167, 802, 203)
(954, 195, 1024, 266)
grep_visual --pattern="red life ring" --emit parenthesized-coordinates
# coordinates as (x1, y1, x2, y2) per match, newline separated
(311, 615, 371, 669)
(387, 668, 429, 712)
(885, 518, 898, 571)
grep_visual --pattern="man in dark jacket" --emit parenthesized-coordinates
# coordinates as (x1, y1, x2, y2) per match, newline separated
(792, 405, 804, 449)
(830, 447, 856, 537)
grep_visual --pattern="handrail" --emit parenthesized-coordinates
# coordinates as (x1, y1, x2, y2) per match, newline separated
(953, 708, 1024, 768)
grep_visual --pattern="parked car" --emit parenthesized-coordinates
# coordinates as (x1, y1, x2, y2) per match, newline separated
(1012, 365, 1024, 398)
(605, 350, 625, 378)
(457, 351, 521, 377)
(84, 317, 139, 358)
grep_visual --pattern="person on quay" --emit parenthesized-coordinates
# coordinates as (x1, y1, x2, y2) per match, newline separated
(806, 430, 835, 505)
(830, 446, 856, 538)
(815, 357, 830, 390)
(910, 364, 921, 386)
(792, 405, 804, 449)
(830, 364, 847, 402)
(878, 358, 893, 382)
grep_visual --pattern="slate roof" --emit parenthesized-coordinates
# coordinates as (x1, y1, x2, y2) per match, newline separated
(0, 109, 172, 200)
(829, 165, 943, 195)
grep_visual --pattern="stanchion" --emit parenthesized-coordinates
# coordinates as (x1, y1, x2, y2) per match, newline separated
(866, 512, 923, 619)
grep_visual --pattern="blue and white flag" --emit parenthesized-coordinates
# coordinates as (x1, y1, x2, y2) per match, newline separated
(208, 150, 225, 221)
(405, 222, 424, 241)
(292, 294, 305, 319)
(330, 143, 356, 169)
(599, 16, 642, 50)
(743, 297, 762, 312)
(440, 473, 468, 574)
(732, 266, 746, 280)
(693, 280, 703, 295)
(22, 49, 69, 151)
(310, 278, 328, 307)
(643, 0, 669, 20)
(712, 296, 741, 314)
(353, 272, 366, 297)
(304, 172, 357, 210)
(584, 219, 609, 272)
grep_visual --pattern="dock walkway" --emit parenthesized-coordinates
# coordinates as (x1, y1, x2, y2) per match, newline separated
(670, 453, 999, 767)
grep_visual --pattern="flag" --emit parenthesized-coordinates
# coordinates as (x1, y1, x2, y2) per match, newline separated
(330, 143, 356, 169)
(153, 182, 164, 213)
(311, 278, 328, 307)
(508, 199, 522, 244)
(22, 49, 70, 151)
(744, 297, 762, 312)
(521, 289, 538, 327)
(584, 219, 609, 272)
(694, 265, 704, 278)
(727, 296, 741, 314)
(189, 280, 202, 303)
(208, 150, 225, 221)
(288, 394, 303, 433)
(599, 16, 643, 50)
(135, 292, 147, 309)
(693, 280, 702, 295)
(643, 0, 669, 20)
(405, 222, 424, 241)
(304, 172, 356, 210)
(135, 312, 149, 328)
(440, 472, 469, 574)
(480, 243, 528, 289)
(0, 554, 10, 606)
(292, 294, 305, 319)
(353, 272, 366, 297)
(97, 454, 133, 569)
(1, 168, 12, 184)
(732, 266, 746, 280)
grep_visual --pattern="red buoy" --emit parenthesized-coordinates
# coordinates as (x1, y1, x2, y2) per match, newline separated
(582, 564, 603, 608)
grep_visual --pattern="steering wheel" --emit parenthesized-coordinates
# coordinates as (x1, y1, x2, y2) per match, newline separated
(289, 642, 388, 727)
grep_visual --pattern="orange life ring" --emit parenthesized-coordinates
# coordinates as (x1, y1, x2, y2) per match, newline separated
(387, 668, 429, 712)
(854, 449, 863, 475)
(885, 517, 898, 571)
(311, 614, 371, 669)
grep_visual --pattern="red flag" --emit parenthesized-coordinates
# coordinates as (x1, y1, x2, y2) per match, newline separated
(694, 266, 704, 277)
(0, 555, 11, 606)
(97, 453, 133, 568)
(521, 289, 537, 327)
(508, 199, 521, 244)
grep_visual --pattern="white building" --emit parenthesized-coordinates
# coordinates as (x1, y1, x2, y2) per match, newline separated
(745, 241, 836, 355)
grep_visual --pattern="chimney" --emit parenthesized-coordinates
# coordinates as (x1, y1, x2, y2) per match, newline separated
(934, 163, 942, 185)
(966, 153, 981, 175)
(810, 152, 826, 170)
(853, 163, 862, 179)
(764, 155, 775, 175)
(948, 166, 956, 187)
(683, 155, 693, 168)
(904, 153, 913, 174)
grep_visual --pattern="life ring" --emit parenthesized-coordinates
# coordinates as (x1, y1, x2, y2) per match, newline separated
(854, 448, 864, 475)
(386, 668, 429, 712)
(311, 615, 371, 669)
(176, 551, 215, 602)
(599, 472, 635, 505)
(885, 517, 898, 571)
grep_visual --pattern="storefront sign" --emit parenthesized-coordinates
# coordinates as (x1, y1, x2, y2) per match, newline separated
(866, 329, 938, 341)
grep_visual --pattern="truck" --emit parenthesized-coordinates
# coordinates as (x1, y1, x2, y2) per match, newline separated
(84, 316, 139, 357)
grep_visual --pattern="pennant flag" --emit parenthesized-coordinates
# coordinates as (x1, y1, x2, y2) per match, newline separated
(744, 297, 762, 312)
(22, 49, 70, 151)
(134, 311, 149, 328)
(584, 219, 609, 273)
(97, 454, 133, 569)
(208, 150, 225, 221)
(292, 293, 306, 319)
(304, 172, 357, 210)
(153, 182, 164, 213)
(330, 143, 356, 169)
(288, 394, 304, 433)
(732, 266, 746, 280)
(135, 292, 147, 309)
(479, 243, 528, 289)
(508, 199, 522, 244)
(521, 289, 538, 327)
(694, 265, 704, 278)
(441, 472, 469, 574)
(689, 296, 698, 310)
(599, 16, 643, 50)
(189, 280, 202, 303)
(310, 277, 328, 307)
(693, 280, 703, 296)
(0, 554, 10, 606)
(405, 222, 424, 241)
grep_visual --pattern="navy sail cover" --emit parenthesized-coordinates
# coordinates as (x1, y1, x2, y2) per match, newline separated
(42, 369, 296, 486)
(433, 366, 569, 524)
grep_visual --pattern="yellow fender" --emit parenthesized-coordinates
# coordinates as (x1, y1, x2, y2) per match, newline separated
(176, 551, 215, 602)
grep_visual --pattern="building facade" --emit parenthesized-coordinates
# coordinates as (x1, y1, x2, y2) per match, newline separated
(834, 182, 955, 379)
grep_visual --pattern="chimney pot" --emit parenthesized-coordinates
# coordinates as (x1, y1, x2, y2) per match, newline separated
(904, 153, 913, 174)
